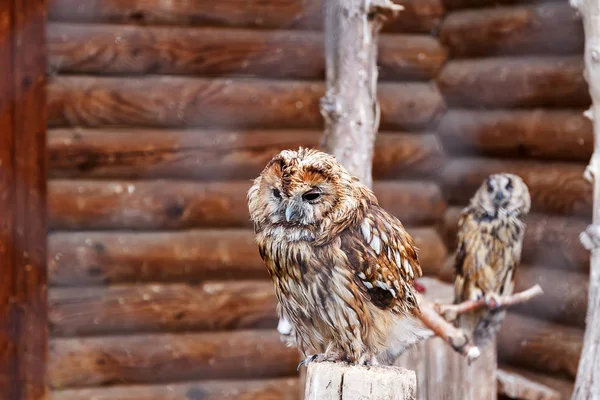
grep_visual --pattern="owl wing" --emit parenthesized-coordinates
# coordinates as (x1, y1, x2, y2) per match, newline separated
(453, 209, 497, 304)
(340, 205, 422, 315)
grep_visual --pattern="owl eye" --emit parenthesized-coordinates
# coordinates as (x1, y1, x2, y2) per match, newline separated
(302, 189, 321, 202)
(272, 188, 282, 199)
(486, 181, 494, 194)
(505, 179, 513, 191)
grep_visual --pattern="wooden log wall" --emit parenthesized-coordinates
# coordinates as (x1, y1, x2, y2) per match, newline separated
(435, 0, 589, 397)
(45, 0, 449, 398)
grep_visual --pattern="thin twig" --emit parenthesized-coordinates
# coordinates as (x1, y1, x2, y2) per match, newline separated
(415, 294, 481, 363)
(433, 285, 544, 322)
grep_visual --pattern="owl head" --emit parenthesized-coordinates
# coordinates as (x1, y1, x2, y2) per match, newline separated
(470, 173, 531, 218)
(248, 148, 375, 233)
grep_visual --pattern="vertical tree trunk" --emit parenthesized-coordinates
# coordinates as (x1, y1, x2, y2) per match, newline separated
(320, 0, 402, 189)
(571, 0, 600, 399)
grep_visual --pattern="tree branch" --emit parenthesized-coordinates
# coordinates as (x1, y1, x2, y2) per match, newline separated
(415, 294, 481, 363)
(433, 284, 544, 322)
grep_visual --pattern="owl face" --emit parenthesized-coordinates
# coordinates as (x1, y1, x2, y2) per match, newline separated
(471, 173, 531, 217)
(248, 148, 365, 231)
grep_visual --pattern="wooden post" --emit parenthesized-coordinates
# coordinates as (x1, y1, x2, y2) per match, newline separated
(0, 0, 48, 399)
(320, 0, 402, 188)
(304, 362, 416, 400)
(571, 0, 600, 399)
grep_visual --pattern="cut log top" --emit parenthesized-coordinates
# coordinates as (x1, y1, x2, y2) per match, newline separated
(48, 179, 446, 230)
(304, 362, 416, 400)
(48, 24, 448, 81)
(498, 313, 583, 380)
(49, 281, 278, 337)
(437, 56, 589, 109)
(48, 0, 443, 34)
(49, 330, 299, 389)
(51, 378, 300, 400)
(443, 207, 589, 272)
(48, 77, 445, 131)
(437, 109, 593, 162)
(440, 3, 583, 58)
(48, 129, 446, 180)
(48, 227, 447, 286)
(442, 157, 592, 218)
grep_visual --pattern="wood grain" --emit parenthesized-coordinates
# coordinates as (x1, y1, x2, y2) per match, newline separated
(437, 109, 593, 162)
(437, 57, 590, 108)
(49, 330, 299, 389)
(440, 3, 583, 58)
(51, 378, 300, 400)
(47, 0, 443, 34)
(48, 24, 447, 81)
(48, 129, 446, 180)
(442, 158, 592, 218)
(48, 180, 446, 230)
(48, 77, 445, 131)
(0, 0, 48, 398)
(443, 207, 589, 273)
(498, 313, 583, 380)
(48, 228, 447, 286)
(49, 281, 278, 336)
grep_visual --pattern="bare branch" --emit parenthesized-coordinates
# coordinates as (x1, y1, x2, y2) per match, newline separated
(415, 294, 481, 363)
(433, 285, 544, 322)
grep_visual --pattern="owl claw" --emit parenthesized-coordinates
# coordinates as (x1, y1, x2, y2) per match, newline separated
(485, 293, 501, 309)
(297, 354, 319, 370)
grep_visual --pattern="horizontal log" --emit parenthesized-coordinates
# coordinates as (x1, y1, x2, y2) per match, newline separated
(442, 158, 592, 218)
(497, 368, 561, 400)
(48, 0, 443, 34)
(49, 281, 278, 337)
(442, 0, 560, 11)
(48, 129, 446, 180)
(49, 228, 447, 286)
(498, 313, 583, 379)
(51, 378, 299, 400)
(437, 57, 590, 108)
(48, 180, 446, 230)
(48, 24, 447, 81)
(440, 3, 583, 58)
(443, 207, 589, 273)
(513, 266, 588, 329)
(49, 330, 299, 388)
(499, 365, 574, 400)
(48, 77, 445, 131)
(437, 109, 593, 162)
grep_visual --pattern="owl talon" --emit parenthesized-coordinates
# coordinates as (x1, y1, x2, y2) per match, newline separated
(485, 293, 501, 309)
(297, 354, 319, 370)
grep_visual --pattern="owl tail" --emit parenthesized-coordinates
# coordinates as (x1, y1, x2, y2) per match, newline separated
(457, 308, 506, 347)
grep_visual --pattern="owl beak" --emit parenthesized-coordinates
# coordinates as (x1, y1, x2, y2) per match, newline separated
(285, 203, 301, 222)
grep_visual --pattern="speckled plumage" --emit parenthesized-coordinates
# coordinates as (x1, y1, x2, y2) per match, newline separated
(248, 148, 430, 365)
(454, 173, 531, 346)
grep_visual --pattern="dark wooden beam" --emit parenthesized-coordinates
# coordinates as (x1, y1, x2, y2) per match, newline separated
(0, 0, 48, 398)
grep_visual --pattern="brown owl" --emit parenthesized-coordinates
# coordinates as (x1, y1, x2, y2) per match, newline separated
(248, 148, 431, 366)
(453, 173, 531, 346)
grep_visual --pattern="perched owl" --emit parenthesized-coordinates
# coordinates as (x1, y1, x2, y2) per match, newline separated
(248, 148, 431, 366)
(453, 173, 531, 346)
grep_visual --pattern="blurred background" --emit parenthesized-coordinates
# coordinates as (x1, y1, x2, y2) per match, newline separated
(44, 0, 589, 399)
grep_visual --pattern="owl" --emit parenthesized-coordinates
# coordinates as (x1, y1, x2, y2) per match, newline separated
(247, 148, 431, 366)
(453, 173, 531, 346)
